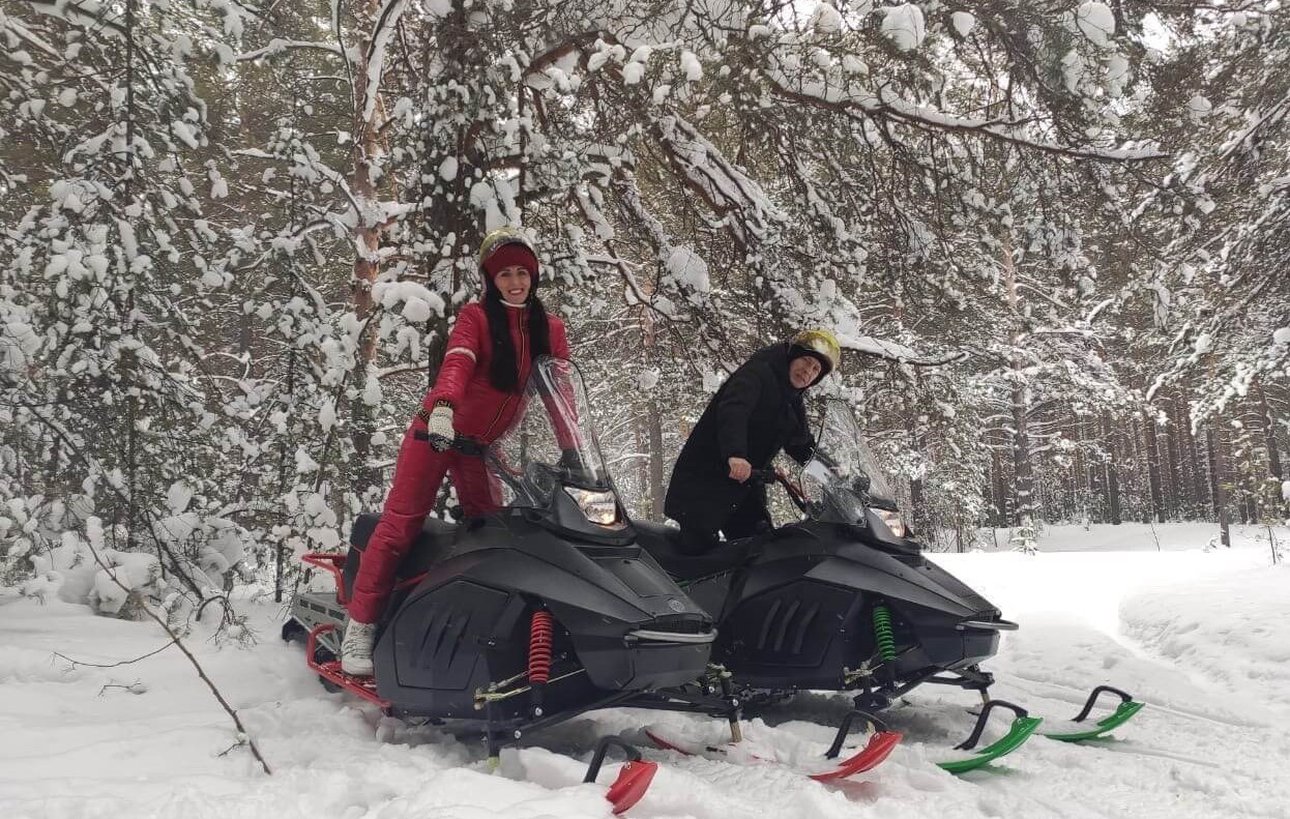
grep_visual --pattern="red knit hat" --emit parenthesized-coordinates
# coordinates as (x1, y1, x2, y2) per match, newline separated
(481, 241, 539, 283)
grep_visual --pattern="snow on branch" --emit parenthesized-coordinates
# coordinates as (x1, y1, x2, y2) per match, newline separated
(23, 0, 127, 37)
(3, 12, 65, 59)
(361, 0, 407, 123)
(839, 333, 966, 367)
(236, 39, 345, 62)
(651, 115, 785, 248)
(762, 70, 1167, 164)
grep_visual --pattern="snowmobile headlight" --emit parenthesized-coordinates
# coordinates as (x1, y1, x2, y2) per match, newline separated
(877, 509, 906, 538)
(565, 486, 620, 526)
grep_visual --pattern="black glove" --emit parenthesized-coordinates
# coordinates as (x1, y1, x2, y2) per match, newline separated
(558, 448, 584, 470)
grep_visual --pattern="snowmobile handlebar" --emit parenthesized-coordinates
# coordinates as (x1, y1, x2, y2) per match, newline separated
(413, 430, 489, 457)
(747, 468, 810, 513)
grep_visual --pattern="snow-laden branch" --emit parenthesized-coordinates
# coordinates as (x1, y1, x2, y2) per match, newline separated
(22, 0, 127, 37)
(762, 69, 1168, 164)
(235, 39, 345, 62)
(3, 12, 64, 58)
(232, 148, 360, 216)
(838, 334, 966, 367)
(651, 114, 784, 248)
(376, 361, 431, 380)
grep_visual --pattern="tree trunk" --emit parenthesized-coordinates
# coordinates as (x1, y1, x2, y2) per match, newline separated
(1001, 233, 1034, 528)
(1177, 394, 1209, 511)
(647, 399, 665, 520)
(907, 406, 927, 535)
(1011, 385, 1034, 526)
(1162, 394, 1183, 516)
(1141, 410, 1165, 523)
(991, 447, 1009, 527)
(1102, 411, 1122, 525)
(634, 414, 650, 517)
(1206, 424, 1232, 547)
(1072, 418, 1086, 521)
(347, 0, 389, 498)
(1083, 416, 1105, 522)
(1257, 379, 1284, 481)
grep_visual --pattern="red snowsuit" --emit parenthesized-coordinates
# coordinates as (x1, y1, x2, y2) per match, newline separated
(348, 300, 570, 624)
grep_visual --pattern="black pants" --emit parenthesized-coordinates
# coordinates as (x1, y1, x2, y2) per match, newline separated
(677, 489, 772, 555)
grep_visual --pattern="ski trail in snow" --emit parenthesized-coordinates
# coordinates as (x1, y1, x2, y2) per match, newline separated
(1077, 738, 1221, 770)
(1002, 671, 1269, 730)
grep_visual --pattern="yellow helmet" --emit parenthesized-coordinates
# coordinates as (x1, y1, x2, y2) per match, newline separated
(789, 329, 841, 380)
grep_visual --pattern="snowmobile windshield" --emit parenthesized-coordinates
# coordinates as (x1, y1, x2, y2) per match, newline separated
(799, 399, 895, 524)
(488, 356, 626, 531)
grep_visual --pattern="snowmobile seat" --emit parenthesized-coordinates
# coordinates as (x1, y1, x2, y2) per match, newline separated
(342, 513, 459, 603)
(633, 520, 754, 582)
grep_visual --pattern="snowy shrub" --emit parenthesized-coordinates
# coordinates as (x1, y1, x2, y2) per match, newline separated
(18, 524, 162, 617)
(1009, 521, 1039, 555)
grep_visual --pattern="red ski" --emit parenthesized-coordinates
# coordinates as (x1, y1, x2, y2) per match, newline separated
(644, 723, 901, 781)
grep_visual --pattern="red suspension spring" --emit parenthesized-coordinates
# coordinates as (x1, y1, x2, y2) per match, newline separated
(528, 610, 553, 685)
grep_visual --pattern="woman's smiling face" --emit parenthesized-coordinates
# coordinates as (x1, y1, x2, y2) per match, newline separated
(493, 265, 532, 305)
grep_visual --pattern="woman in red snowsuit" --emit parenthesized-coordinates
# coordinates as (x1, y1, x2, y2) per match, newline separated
(341, 227, 570, 675)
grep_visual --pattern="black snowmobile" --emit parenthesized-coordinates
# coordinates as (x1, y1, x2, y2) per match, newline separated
(637, 399, 1144, 773)
(283, 357, 717, 810)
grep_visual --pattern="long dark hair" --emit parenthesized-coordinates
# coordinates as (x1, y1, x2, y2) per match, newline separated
(482, 282, 551, 392)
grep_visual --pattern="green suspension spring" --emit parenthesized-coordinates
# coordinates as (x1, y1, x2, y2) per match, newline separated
(872, 604, 897, 663)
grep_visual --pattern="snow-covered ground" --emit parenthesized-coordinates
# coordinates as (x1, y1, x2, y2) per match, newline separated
(2, 524, 1288, 819)
(974, 520, 1278, 553)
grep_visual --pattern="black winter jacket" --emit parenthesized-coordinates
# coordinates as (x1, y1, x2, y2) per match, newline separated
(664, 342, 817, 535)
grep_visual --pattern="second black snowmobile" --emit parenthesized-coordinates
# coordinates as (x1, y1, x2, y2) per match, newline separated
(283, 357, 718, 811)
(637, 399, 1145, 773)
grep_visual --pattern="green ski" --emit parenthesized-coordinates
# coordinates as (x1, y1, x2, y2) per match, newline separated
(934, 700, 1043, 774)
(1041, 686, 1145, 742)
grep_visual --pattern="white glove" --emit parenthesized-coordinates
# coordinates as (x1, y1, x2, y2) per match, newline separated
(427, 404, 455, 450)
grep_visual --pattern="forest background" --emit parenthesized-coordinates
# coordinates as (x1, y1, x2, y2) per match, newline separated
(2, 0, 1288, 618)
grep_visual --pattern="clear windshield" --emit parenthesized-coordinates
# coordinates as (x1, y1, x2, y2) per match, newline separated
(487, 356, 616, 510)
(799, 399, 894, 523)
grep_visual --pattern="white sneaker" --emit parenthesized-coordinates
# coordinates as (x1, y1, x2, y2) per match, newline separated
(340, 618, 377, 676)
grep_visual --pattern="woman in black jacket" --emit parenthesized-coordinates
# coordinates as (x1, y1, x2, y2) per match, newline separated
(665, 330, 841, 553)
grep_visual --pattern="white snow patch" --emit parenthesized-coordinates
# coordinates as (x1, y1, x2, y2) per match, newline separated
(950, 11, 976, 37)
(362, 374, 382, 407)
(439, 156, 458, 182)
(810, 2, 843, 34)
(318, 400, 337, 432)
(1075, 1, 1116, 47)
(680, 50, 703, 82)
(171, 120, 200, 149)
(1122, 566, 1290, 708)
(1186, 94, 1212, 122)
(294, 446, 319, 473)
(666, 246, 710, 294)
(881, 4, 926, 51)
(375, 280, 445, 322)
(166, 481, 193, 515)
